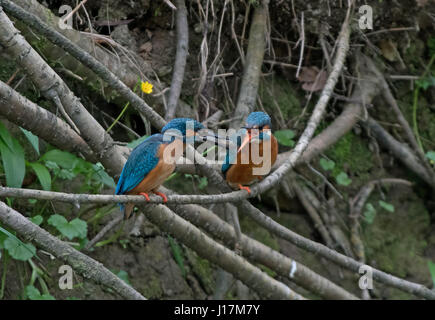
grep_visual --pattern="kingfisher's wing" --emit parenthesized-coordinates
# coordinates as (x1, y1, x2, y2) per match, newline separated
(221, 130, 246, 176)
(116, 134, 163, 195)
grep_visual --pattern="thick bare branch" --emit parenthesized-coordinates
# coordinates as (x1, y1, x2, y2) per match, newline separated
(0, 201, 146, 300)
(0, 7, 125, 177)
(365, 117, 434, 187)
(165, 0, 189, 121)
(0, 80, 96, 161)
(169, 200, 358, 300)
(231, 0, 268, 129)
(0, 186, 240, 205)
(379, 80, 435, 186)
(0, 184, 359, 299)
(141, 203, 305, 300)
(239, 200, 435, 300)
(11, 0, 146, 88)
(1, 0, 166, 130)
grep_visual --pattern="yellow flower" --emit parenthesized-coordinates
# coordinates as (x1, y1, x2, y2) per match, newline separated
(141, 81, 153, 94)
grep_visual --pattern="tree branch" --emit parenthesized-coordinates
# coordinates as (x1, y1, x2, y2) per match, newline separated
(239, 200, 435, 299)
(231, 0, 268, 129)
(11, 0, 146, 88)
(168, 199, 358, 300)
(365, 117, 434, 187)
(0, 7, 125, 177)
(0, 80, 96, 162)
(0, 0, 166, 130)
(165, 0, 189, 121)
(0, 201, 146, 300)
(140, 203, 305, 300)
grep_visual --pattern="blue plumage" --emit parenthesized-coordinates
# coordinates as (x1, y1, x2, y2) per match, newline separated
(116, 119, 203, 197)
(116, 134, 164, 198)
(116, 118, 207, 218)
(244, 112, 271, 129)
(161, 118, 204, 140)
(221, 132, 243, 177)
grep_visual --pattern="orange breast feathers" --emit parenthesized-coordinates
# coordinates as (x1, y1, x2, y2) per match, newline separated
(225, 132, 278, 187)
(122, 139, 184, 219)
(127, 140, 183, 196)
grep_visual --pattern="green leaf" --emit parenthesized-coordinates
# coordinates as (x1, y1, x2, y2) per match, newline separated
(319, 158, 335, 171)
(416, 76, 435, 90)
(92, 163, 116, 188)
(44, 160, 60, 171)
(25, 285, 55, 300)
(428, 261, 435, 288)
(0, 121, 15, 151)
(58, 169, 75, 180)
(428, 37, 435, 56)
(274, 130, 295, 147)
(416, 78, 431, 90)
(41, 149, 79, 169)
(363, 203, 377, 224)
(335, 172, 352, 186)
(0, 126, 26, 188)
(20, 128, 39, 155)
(0, 227, 21, 246)
(198, 177, 208, 190)
(168, 235, 186, 278)
(28, 162, 51, 191)
(4, 237, 36, 261)
(127, 136, 149, 149)
(30, 215, 43, 226)
(0, 228, 8, 249)
(379, 200, 395, 213)
(48, 214, 87, 240)
(114, 270, 131, 285)
(426, 151, 435, 164)
(68, 219, 87, 239)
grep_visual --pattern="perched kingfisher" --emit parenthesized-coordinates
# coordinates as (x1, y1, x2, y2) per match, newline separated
(222, 112, 278, 193)
(116, 118, 205, 219)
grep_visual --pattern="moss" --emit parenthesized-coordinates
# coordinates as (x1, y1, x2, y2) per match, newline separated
(403, 38, 425, 72)
(362, 191, 431, 298)
(259, 265, 277, 278)
(398, 93, 435, 152)
(185, 249, 215, 295)
(0, 57, 17, 82)
(326, 131, 374, 181)
(240, 213, 279, 252)
(141, 276, 163, 299)
(259, 77, 302, 124)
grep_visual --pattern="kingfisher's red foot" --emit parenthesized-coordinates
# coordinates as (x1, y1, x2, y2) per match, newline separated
(153, 191, 168, 203)
(139, 192, 151, 201)
(238, 184, 251, 194)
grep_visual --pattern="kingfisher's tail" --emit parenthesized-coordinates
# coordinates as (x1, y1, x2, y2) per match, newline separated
(123, 203, 135, 220)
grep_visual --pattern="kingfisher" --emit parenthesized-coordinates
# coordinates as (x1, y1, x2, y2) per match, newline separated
(222, 112, 278, 193)
(115, 118, 206, 219)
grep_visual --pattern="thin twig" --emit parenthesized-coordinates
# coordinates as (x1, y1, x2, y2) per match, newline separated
(295, 11, 305, 78)
(59, 0, 88, 26)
